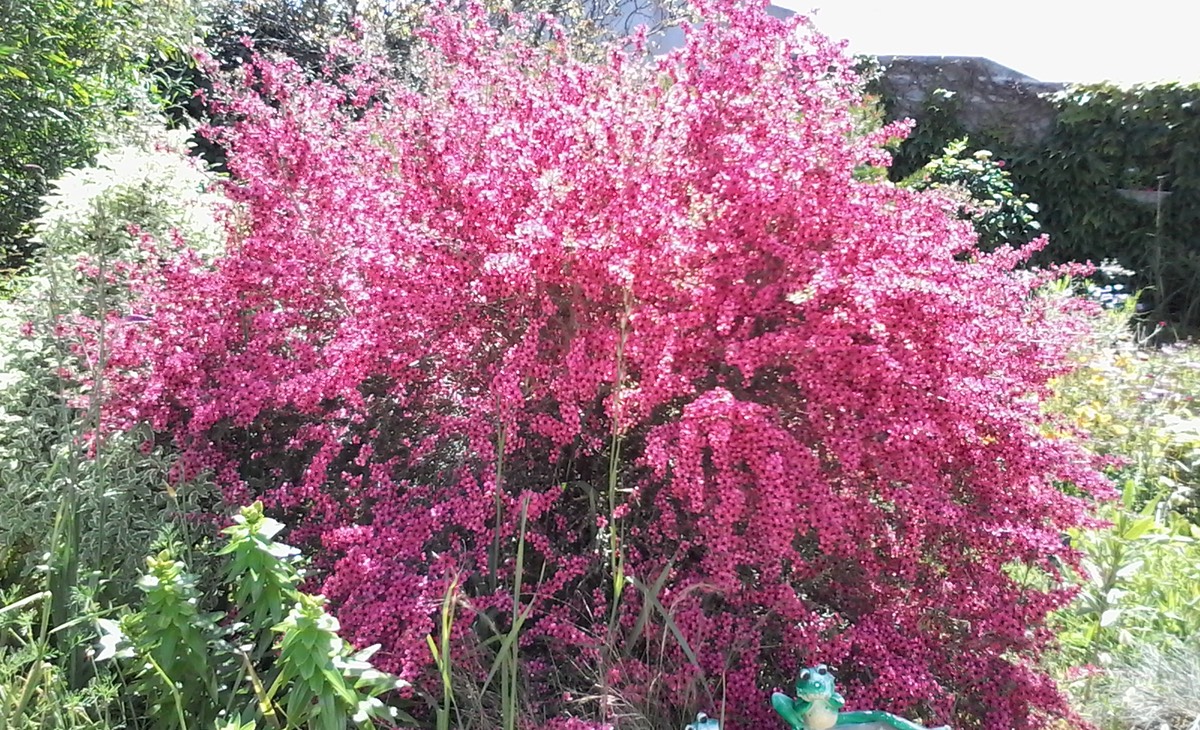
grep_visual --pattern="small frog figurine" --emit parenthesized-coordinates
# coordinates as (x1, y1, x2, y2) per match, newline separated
(771, 665, 944, 730)
(684, 712, 721, 730)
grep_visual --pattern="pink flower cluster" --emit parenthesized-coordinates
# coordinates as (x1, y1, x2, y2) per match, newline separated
(97, 1, 1109, 727)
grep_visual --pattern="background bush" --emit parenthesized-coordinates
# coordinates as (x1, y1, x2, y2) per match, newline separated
(0, 127, 223, 594)
(0, 0, 200, 273)
(899, 138, 1041, 249)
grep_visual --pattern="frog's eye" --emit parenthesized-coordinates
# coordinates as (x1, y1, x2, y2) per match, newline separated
(817, 666, 827, 675)
(799, 670, 811, 682)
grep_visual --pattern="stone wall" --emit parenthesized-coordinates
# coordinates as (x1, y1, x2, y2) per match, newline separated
(877, 56, 1065, 147)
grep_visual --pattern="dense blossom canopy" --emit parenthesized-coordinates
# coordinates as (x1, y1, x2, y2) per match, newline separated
(96, 2, 1110, 727)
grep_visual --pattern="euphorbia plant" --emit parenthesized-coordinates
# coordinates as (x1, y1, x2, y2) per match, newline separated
(92, 1, 1110, 728)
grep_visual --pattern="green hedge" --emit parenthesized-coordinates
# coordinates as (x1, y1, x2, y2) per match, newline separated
(882, 81, 1200, 330)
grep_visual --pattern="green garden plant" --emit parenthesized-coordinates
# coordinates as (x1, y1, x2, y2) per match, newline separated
(105, 502, 414, 730)
(1066, 637, 1200, 730)
(1022, 83, 1200, 328)
(878, 79, 1200, 329)
(883, 88, 969, 182)
(1045, 295, 1200, 728)
(1053, 491, 1200, 666)
(0, 551, 121, 729)
(901, 138, 1042, 249)
(1049, 300, 1200, 518)
(1050, 494, 1200, 730)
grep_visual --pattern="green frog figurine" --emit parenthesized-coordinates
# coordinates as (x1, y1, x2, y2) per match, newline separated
(685, 712, 721, 730)
(771, 665, 944, 730)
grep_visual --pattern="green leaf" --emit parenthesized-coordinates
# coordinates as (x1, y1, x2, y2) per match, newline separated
(1114, 559, 1144, 580)
(1099, 608, 1123, 627)
(1124, 515, 1156, 541)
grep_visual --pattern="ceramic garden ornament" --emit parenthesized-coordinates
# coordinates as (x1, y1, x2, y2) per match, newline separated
(771, 665, 947, 730)
(685, 712, 722, 730)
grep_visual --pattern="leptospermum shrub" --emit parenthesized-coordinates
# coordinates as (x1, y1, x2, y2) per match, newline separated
(93, 2, 1110, 727)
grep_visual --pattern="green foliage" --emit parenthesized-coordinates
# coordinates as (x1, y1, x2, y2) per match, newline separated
(901, 138, 1041, 249)
(1016, 83, 1200, 327)
(0, 0, 202, 273)
(1049, 303, 1200, 517)
(2, 502, 410, 729)
(884, 88, 971, 182)
(272, 594, 374, 730)
(125, 551, 220, 727)
(1064, 637, 1200, 730)
(29, 126, 225, 262)
(0, 591, 118, 729)
(1046, 301, 1200, 728)
(1052, 495, 1200, 667)
(0, 0, 113, 270)
(877, 79, 1200, 328)
(106, 502, 413, 730)
(220, 502, 301, 642)
(1054, 514, 1200, 730)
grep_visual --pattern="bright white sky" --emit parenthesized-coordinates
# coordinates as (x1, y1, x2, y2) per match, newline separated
(772, 0, 1200, 85)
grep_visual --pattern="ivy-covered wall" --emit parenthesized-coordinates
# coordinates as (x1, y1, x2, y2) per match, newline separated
(1016, 84, 1200, 326)
(878, 60, 1200, 329)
